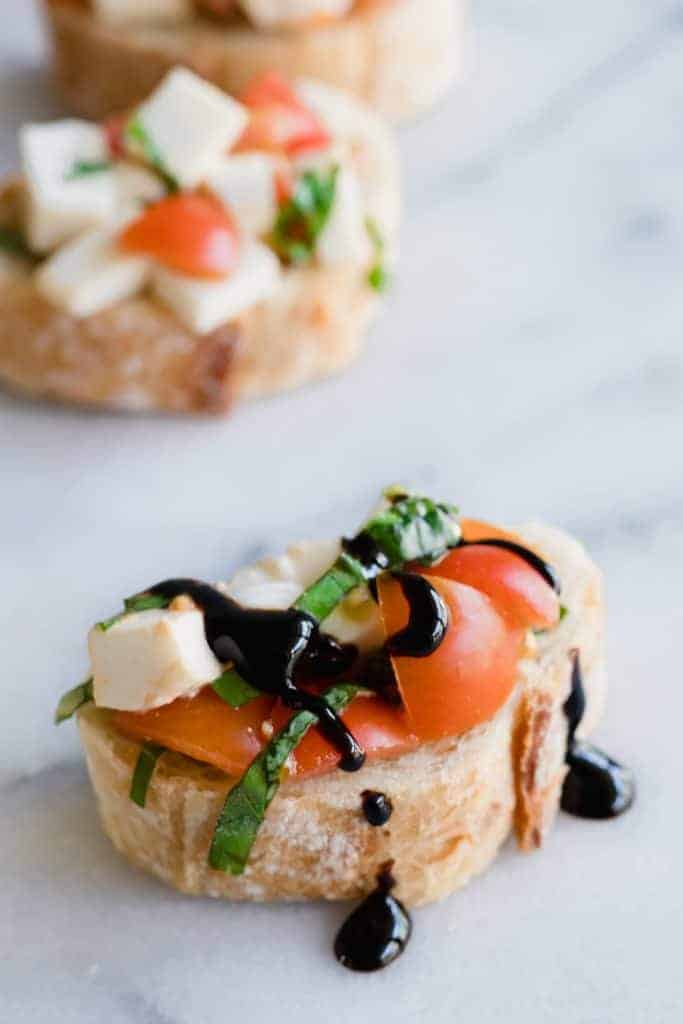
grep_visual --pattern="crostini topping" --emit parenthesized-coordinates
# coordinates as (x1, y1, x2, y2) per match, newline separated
(270, 166, 338, 264)
(237, 71, 331, 157)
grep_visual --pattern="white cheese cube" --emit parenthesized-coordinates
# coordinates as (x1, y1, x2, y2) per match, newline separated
(21, 120, 117, 252)
(205, 154, 278, 236)
(239, 0, 353, 29)
(133, 68, 248, 189)
(316, 167, 369, 267)
(36, 226, 150, 318)
(89, 608, 223, 712)
(153, 241, 281, 333)
(115, 161, 167, 212)
(92, 0, 192, 22)
(225, 539, 384, 651)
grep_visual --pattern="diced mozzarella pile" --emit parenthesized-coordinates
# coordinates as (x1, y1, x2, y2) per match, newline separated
(89, 608, 223, 712)
(225, 539, 384, 651)
(114, 161, 167, 213)
(205, 154, 278, 236)
(92, 0, 192, 21)
(36, 225, 150, 318)
(316, 166, 369, 267)
(21, 120, 116, 252)
(239, 0, 353, 29)
(153, 240, 281, 333)
(133, 68, 248, 188)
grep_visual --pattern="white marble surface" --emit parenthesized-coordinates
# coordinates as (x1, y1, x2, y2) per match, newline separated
(1, 1, 682, 1020)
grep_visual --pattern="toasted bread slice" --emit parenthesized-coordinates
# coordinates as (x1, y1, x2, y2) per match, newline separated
(76, 522, 605, 907)
(42, 0, 464, 122)
(0, 82, 399, 414)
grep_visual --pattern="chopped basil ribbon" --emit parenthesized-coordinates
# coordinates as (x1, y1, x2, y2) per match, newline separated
(208, 683, 359, 874)
(365, 216, 390, 293)
(559, 604, 569, 622)
(97, 592, 171, 631)
(270, 166, 338, 265)
(124, 116, 178, 193)
(0, 226, 34, 261)
(54, 678, 93, 724)
(130, 742, 165, 807)
(65, 159, 112, 181)
(212, 668, 260, 709)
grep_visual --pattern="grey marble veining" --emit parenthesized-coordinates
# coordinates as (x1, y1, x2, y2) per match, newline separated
(1, 1, 682, 1020)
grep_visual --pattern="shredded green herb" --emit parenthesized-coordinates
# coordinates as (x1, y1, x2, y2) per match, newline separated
(365, 216, 390, 292)
(54, 678, 93, 724)
(124, 116, 178, 193)
(130, 742, 165, 807)
(97, 592, 171, 632)
(212, 668, 260, 709)
(270, 166, 338, 265)
(209, 683, 359, 874)
(65, 159, 112, 181)
(0, 226, 34, 261)
(559, 604, 569, 622)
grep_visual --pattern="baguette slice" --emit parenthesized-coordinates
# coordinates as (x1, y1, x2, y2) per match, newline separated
(76, 522, 606, 907)
(0, 81, 399, 414)
(42, 0, 464, 122)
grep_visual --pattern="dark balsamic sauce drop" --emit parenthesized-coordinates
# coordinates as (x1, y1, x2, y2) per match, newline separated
(561, 651, 635, 819)
(361, 790, 393, 826)
(334, 863, 411, 972)
(459, 538, 561, 594)
(387, 573, 449, 658)
(145, 578, 365, 771)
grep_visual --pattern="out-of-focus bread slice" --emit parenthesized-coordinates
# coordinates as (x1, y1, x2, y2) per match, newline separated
(76, 523, 606, 906)
(42, 0, 464, 122)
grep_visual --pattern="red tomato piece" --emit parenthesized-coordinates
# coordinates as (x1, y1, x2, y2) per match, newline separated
(271, 693, 418, 779)
(103, 112, 127, 159)
(421, 545, 559, 631)
(236, 72, 330, 157)
(377, 574, 524, 742)
(113, 688, 273, 778)
(118, 194, 241, 279)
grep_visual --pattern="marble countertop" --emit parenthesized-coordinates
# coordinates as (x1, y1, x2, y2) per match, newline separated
(1, 1, 682, 1020)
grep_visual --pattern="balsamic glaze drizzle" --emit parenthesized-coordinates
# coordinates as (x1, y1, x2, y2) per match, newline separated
(459, 538, 561, 594)
(342, 533, 390, 577)
(334, 863, 411, 972)
(387, 573, 449, 658)
(561, 651, 635, 819)
(362, 790, 393, 827)
(146, 579, 365, 771)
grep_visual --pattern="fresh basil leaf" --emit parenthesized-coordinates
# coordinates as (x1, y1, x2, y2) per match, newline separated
(65, 159, 112, 181)
(130, 742, 165, 807)
(124, 116, 178, 193)
(270, 166, 338, 265)
(54, 678, 93, 724)
(559, 604, 569, 622)
(365, 216, 390, 293)
(97, 592, 171, 631)
(208, 683, 359, 873)
(212, 668, 260, 709)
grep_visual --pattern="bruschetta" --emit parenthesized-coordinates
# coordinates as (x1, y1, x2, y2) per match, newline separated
(56, 488, 634, 969)
(0, 67, 399, 413)
(42, 0, 463, 122)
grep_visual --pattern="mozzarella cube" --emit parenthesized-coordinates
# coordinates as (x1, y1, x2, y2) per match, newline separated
(89, 608, 223, 712)
(115, 161, 166, 212)
(239, 0, 353, 29)
(225, 539, 384, 651)
(316, 167, 369, 267)
(133, 69, 248, 188)
(36, 226, 150, 318)
(153, 241, 281, 333)
(205, 154, 278, 236)
(21, 120, 117, 252)
(93, 0, 192, 22)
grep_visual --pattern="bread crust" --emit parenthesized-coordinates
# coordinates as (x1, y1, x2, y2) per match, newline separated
(41, 0, 464, 121)
(76, 523, 607, 906)
(0, 85, 399, 414)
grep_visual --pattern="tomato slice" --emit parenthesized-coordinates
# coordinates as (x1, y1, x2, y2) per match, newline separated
(270, 693, 418, 779)
(103, 112, 127, 159)
(377, 574, 524, 741)
(113, 689, 273, 777)
(118, 194, 241, 278)
(236, 72, 331, 157)
(421, 545, 559, 631)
